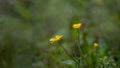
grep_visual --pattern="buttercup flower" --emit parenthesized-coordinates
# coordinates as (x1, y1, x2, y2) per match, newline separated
(50, 38, 56, 43)
(49, 35, 63, 43)
(93, 43, 98, 48)
(55, 35, 63, 41)
(73, 23, 82, 29)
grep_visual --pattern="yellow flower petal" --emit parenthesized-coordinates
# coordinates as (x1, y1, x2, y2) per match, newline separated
(73, 23, 82, 29)
(49, 38, 56, 43)
(55, 35, 63, 41)
(49, 35, 63, 43)
(93, 43, 98, 48)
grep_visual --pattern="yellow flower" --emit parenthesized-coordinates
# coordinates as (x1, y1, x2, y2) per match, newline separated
(73, 23, 82, 29)
(49, 35, 63, 43)
(49, 38, 56, 43)
(93, 43, 98, 48)
(55, 35, 63, 41)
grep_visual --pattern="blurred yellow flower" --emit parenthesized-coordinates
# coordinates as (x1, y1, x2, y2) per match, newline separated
(93, 43, 98, 48)
(50, 38, 56, 43)
(73, 23, 82, 29)
(49, 35, 63, 43)
(55, 35, 63, 41)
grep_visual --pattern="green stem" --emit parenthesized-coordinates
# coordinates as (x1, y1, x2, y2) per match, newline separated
(77, 29, 81, 68)
(58, 42, 78, 63)
(75, 63, 78, 68)
(77, 29, 81, 56)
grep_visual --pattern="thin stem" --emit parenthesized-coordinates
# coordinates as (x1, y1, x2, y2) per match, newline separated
(58, 42, 78, 63)
(77, 29, 81, 68)
(75, 63, 78, 68)
(77, 29, 81, 56)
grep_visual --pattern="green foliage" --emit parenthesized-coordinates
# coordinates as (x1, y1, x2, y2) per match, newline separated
(0, 0, 120, 68)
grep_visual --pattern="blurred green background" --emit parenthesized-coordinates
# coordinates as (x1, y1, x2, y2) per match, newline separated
(0, 0, 120, 68)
